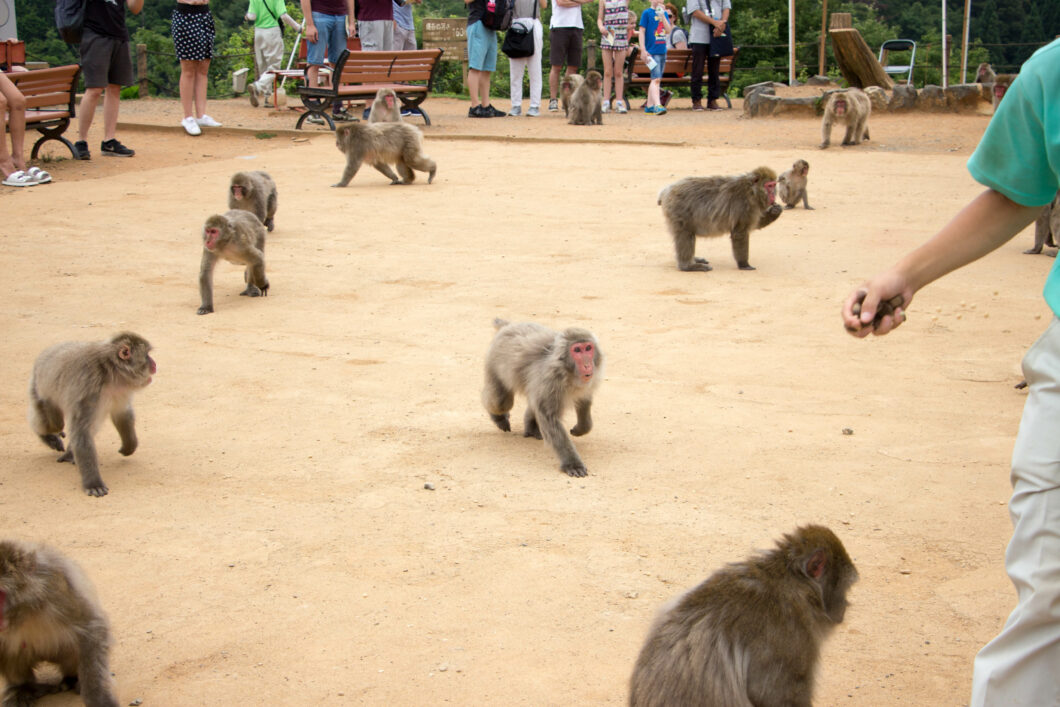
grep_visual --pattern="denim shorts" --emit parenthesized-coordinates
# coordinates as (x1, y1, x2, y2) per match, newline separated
(649, 52, 666, 79)
(467, 20, 497, 72)
(307, 11, 347, 66)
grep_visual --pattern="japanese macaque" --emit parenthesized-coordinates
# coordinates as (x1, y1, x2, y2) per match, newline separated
(228, 170, 278, 232)
(560, 73, 586, 117)
(198, 210, 269, 315)
(333, 122, 436, 187)
(27, 332, 155, 497)
(1026, 192, 1060, 256)
(0, 540, 119, 707)
(657, 166, 783, 272)
(482, 319, 603, 478)
(975, 62, 1017, 109)
(368, 87, 401, 123)
(777, 159, 812, 210)
(820, 88, 871, 149)
(568, 71, 603, 126)
(630, 525, 858, 707)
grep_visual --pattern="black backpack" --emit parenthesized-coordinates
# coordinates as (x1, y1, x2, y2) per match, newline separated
(481, 0, 513, 31)
(55, 0, 87, 45)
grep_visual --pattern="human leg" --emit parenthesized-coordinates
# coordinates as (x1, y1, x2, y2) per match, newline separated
(194, 59, 211, 119)
(78, 87, 103, 143)
(609, 50, 625, 107)
(690, 42, 706, 107)
(509, 56, 527, 111)
(971, 319, 1060, 707)
(528, 20, 543, 110)
(706, 53, 721, 108)
(0, 72, 26, 171)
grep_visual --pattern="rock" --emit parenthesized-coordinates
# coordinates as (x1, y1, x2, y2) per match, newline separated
(918, 84, 947, 111)
(771, 96, 819, 118)
(424, 482, 435, 490)
(888, 83, 917, 111)
(864, 85, 889, 112)
(743, 91, 781, 118)
(805, 75, 836, 86)
(945, 83, 985, 112)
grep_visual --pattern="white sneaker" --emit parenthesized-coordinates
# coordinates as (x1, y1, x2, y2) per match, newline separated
(181, 116, 201, 136)
(196, 114, 223, 128)
(602, 100, 610, 113)
(509, 105, 522, 116)
(616, 99, 628, 114)
(527, 106, 540, 117)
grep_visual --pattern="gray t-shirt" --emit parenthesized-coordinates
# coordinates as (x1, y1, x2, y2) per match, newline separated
(686, 0, 729, 45)
(513, 0, 539, 19)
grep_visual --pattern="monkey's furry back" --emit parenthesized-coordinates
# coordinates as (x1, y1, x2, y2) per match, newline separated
(657, 168, 776, 236)
(0, 540, 111, 656)
(485, 319, 602, 401)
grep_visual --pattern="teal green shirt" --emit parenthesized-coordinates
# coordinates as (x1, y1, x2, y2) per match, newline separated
(967, 39, 1060, 315)
(247, 0, 289, 29)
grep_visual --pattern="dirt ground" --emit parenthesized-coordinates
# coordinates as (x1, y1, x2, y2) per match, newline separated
(0, 91, 1049, 706)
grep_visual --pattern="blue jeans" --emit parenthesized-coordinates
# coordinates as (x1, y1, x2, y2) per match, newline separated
(306, 11, 347, 66)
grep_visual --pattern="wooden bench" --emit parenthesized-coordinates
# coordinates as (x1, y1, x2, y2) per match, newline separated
(625, 46, 739, 108)
(6, 64, 81, 159)
(296, 48, 444, 130)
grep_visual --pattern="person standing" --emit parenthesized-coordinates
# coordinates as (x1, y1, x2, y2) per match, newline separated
(174, 0, 221, 136)
(596, 0, 631, 113)
(464, 0, 506, 117)
(546, 0, 591, 112)
(74, 0, 144, 159)
(508, 0, 546, 116)
(299, 0, 357, 121)
(245, 0, 302, 107)
(841, 39, 1060, 707)
(686, 0, 729, 110)
(392, 0, 421, 50)
(637, 0, 670, 115)
(357, 0, 394, 51)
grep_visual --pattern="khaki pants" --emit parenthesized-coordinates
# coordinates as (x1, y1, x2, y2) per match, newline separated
(251, 26, 285, 95)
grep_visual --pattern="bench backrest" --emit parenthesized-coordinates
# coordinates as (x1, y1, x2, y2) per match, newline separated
(627, 46, 739, 84)
(8, 65, 81, 112)
(0, 40, 25, 68)
(333, 48, 444, 88)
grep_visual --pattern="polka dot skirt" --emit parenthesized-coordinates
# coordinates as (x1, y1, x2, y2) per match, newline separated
(172, 7, 216, 61)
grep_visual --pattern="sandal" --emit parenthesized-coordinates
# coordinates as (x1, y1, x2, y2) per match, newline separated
(2, 170, 38, 187)
(26, 166, 51, 184)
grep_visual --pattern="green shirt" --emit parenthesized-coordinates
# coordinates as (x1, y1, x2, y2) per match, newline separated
(247, 0, 288, 29)
(967, 39, 1060, 315)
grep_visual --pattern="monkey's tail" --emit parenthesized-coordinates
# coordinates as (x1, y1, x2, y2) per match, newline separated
(492, 318, 510, 330)
(657, 184, 671, 205)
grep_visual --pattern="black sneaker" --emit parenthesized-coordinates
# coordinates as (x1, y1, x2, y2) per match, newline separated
(481, 104, 507, 118)
(468, 105, 484, 118)
(72, 140, 90, 160)
(100, 139, 134, 157)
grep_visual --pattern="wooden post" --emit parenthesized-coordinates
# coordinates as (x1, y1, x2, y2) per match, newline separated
(585, 40, 597, 71)
(829, 12, 851, 30)
(818, 0, 828, 76)
(828, 27, 894, 88)
(137, 44, 148, 97)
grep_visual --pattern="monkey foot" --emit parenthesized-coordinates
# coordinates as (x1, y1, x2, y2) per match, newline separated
(738, 264, 757, 271)
(489, 414, 511, 432)
(562, 464, 588, 478)
(197, 306, 214, 315)
(83, 483, 109, 497)
(40, 434, 65, 452)
(681, 263, 713, 272)
(56, 450, 73, 463)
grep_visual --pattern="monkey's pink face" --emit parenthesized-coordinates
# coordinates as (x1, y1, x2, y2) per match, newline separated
(231, 185, 245, 201)
(385, 95, 395, 109)
(994, 85, 1006, 98)
(765, 180, 777, 204)
(204, 227, 221, 251)
(570, 341, 596, 382)
(834, 99, 846, 115)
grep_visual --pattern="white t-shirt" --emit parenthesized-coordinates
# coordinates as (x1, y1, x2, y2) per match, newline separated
(550, 0, 583, 29)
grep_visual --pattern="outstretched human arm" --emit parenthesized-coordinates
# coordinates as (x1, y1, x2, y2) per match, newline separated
(842, 188, 1042, 337)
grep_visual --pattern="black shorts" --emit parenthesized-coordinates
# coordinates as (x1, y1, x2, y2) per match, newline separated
(79, 29, 134, 88)
(549, 27, 583, 68)
(172, 5, 216, 61)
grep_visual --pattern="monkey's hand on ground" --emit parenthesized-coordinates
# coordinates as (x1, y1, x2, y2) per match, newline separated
(561, 461, 588, 477)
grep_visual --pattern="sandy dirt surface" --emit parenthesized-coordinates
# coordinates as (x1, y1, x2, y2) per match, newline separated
(0, 93, 1050, 706)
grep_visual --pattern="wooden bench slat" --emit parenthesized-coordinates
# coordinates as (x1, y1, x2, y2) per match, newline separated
(5, 64, 80, 158)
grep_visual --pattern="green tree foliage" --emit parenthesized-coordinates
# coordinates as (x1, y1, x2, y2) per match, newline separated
(12, 0, 1056, 98)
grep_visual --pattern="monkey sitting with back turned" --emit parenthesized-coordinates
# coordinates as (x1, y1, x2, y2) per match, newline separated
(630, 525, 858, 707)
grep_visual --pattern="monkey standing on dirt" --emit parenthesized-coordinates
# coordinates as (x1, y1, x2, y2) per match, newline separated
(629, 525, 858, 707)
(28, 332, 156, 498)
(1025, 192, 1060, 256)
(228, 170, 278, 232)
(568, 71, 603, 126)
(482, 319, 603, 478)
(657, 166, 783, 272)
(820, 88, 871, 149)
(0, 540, 119, 707)
(777, 159, 812, 210)
(197, 210, 270, 315)
(332, 122, 436, 187)
(368, 87, 402, 123)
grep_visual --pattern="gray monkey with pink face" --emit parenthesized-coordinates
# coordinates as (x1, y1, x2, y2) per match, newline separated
(482, 319, 603, 477)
